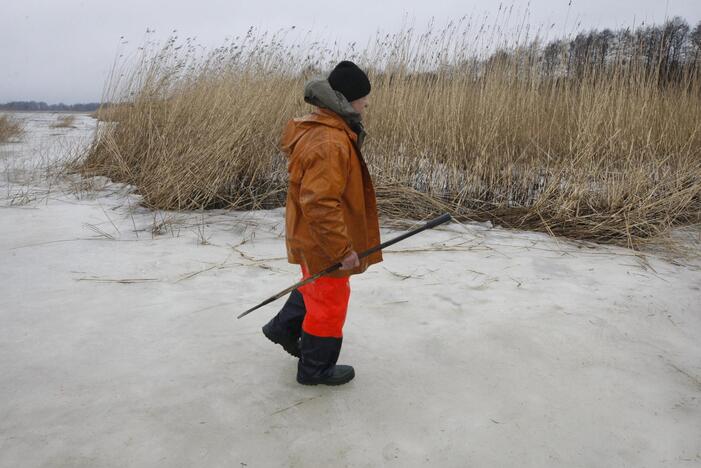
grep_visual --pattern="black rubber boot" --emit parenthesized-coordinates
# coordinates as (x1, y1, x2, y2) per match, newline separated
(262, 290, 306, 358)
(297, 332, 355, 386)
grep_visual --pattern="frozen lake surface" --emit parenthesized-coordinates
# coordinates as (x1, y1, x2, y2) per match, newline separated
(1, 112, 700, 467)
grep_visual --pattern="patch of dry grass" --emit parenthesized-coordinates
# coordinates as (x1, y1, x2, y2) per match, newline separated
(0, 115, 24, 142)
(76, 19, 701, 248)
(50, 115, 77, 128)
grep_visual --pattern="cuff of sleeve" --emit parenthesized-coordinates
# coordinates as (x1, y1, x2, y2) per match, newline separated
(336, 242, 354, 263)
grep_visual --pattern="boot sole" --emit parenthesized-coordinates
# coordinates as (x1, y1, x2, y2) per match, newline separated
(297, 378, 354, 386)
(297, 371, 355, 386)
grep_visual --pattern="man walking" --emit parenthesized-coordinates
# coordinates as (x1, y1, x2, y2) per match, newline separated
(262, 61, 382, 386)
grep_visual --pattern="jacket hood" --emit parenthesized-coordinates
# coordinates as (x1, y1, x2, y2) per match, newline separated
(280, 79, 367, 156)
(303, 79, 363, 131)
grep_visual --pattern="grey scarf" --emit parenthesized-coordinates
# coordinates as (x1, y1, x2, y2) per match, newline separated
(303, 78, 367, 150)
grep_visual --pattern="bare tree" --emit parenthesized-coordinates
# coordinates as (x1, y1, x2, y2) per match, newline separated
(691, 21, 701, 66)
(543, 39, 565, 75)
(659, 17, 690, 83)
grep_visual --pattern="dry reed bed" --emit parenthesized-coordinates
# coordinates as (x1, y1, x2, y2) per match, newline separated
(78, 21, 701, 248)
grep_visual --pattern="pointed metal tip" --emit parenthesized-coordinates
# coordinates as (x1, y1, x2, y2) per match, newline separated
(236, 310, 250, 319)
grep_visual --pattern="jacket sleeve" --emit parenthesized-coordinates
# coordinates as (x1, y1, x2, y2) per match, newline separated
(298, 139, 353, 264)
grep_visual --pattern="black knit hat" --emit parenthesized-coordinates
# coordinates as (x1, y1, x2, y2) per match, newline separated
(327, 61, 371, 102)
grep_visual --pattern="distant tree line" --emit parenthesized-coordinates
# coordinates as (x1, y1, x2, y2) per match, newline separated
(484, 17, 701, 86)
(0, 101, 104, 112)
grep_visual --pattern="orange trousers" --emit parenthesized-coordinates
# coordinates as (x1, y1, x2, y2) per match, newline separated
(298, 265, 350, 338)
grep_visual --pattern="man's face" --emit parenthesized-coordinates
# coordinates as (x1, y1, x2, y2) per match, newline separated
(350, 95, 369, 119)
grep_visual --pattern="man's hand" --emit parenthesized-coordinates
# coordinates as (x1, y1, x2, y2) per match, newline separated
(340, 250, 360, 270)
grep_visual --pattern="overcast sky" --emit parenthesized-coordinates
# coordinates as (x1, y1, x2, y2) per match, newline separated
(1, 0, 700, 104)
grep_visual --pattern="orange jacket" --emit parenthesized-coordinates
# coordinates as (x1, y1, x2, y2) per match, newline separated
(282, 108, 382, 278)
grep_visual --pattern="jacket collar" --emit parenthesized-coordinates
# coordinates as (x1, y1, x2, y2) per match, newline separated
(308, 108, 358, 143)
(281, 109, 358, 156)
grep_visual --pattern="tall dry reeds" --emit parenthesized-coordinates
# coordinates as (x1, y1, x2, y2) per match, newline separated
(78, 18, 701, 248)
(0, 115, 24, 142)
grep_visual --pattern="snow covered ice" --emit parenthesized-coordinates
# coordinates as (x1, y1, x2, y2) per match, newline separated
(1, 113, 700, 467)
